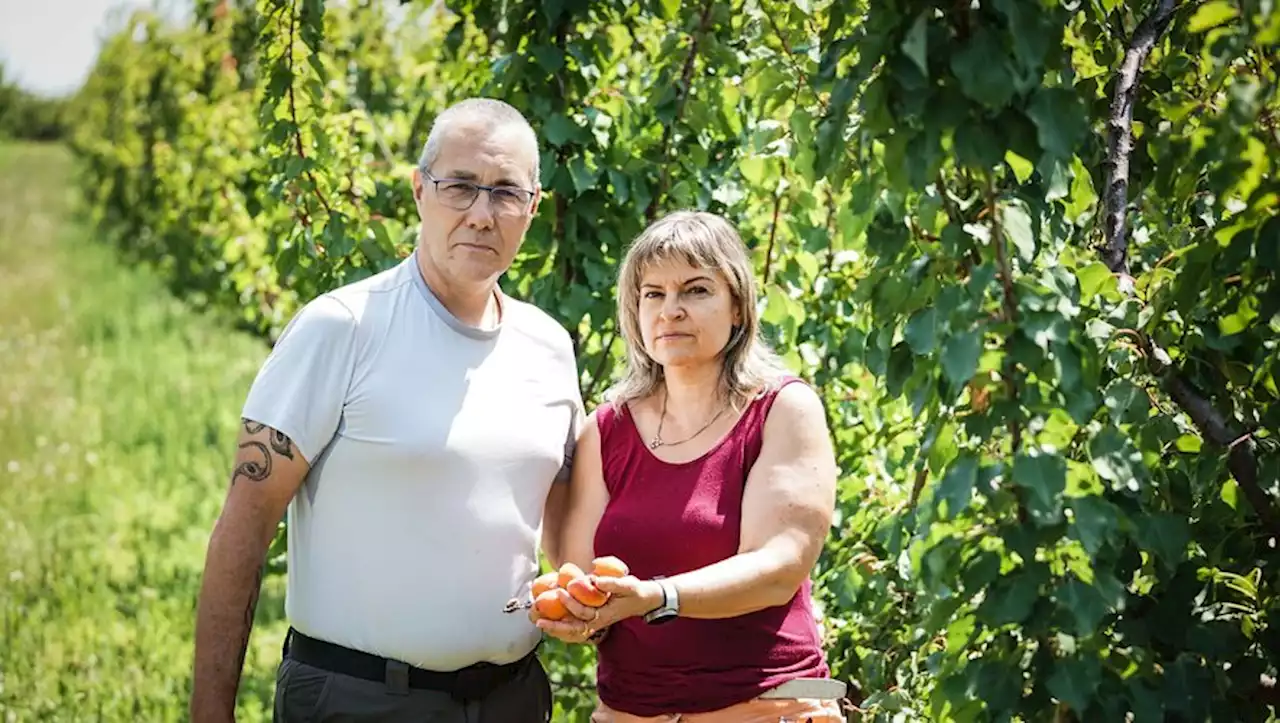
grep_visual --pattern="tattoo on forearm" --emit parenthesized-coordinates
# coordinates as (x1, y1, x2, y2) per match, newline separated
(232, 419, 295, 485)
(233, 562, 265, 678)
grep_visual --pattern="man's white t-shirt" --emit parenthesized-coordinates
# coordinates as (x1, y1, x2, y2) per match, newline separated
(241, 251, 583, 671)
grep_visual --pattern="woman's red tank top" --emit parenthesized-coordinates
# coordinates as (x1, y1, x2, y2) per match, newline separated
(591, 377, 830, 716)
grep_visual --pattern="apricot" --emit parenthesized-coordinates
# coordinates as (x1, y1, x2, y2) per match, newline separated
(592, 556, 629, 578)
(534, 589, 568, 621)
(531, 571, 559, 598)
(557, 562, 585, 588)
(567, 576, 609, 607)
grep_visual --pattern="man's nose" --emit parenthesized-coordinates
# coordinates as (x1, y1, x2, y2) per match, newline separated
(464, 191, 496, 229)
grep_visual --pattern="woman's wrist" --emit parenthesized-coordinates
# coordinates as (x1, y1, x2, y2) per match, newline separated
(639, 579, 666, 616)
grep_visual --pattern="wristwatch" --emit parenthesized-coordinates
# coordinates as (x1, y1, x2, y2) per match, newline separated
(642, 577, 679, 625)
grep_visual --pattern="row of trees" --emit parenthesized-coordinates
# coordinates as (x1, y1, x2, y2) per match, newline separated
(66, 0, 1278, 720)
(0, 63, 69, 141)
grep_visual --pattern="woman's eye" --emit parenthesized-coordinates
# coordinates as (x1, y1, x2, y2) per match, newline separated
(687, 286, 709, 295)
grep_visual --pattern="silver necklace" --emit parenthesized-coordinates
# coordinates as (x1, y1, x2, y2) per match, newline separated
(648, 389, 729, 450)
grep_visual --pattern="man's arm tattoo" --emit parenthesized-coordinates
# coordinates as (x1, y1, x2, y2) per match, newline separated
(233, 442, 271, 485)
(233, 562, 265, 679)
(232, 419, 296, 485)
(269, 429, 295, 460)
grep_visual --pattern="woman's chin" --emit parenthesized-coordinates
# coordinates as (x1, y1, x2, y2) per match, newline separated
(653, 353, 716, 371)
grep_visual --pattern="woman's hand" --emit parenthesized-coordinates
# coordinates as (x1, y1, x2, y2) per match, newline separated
(530, 576, 665, 644)
(528, 588, 600, 645)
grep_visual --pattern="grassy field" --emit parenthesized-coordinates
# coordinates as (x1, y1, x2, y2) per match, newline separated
(0, 143, 286, 721)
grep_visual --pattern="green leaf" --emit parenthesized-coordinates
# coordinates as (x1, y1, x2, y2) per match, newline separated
(936, 454, 978, 519)
(1127, 680, 1165, 722)
(1047, 656, 1102, 712)
(1070, 495, 1120, 556)
(1088, 426, 1144, 491)
(949, 27, 1015, 109)
(976, 564, 1046, 626)
(741, 156, 769, 186)
(905, 307, 941, 355)
(1187, 1, 1239, 32)
(542, 114, 582, 147)
(1056, 577, 1109, 636)
(1134, 512, 1190, 573)
(1012, 450, 1067, 526)
(1027, 89, 1088, 160)
(568, 157, 597, 194)
(1005, 150, 1034, 183)
(941, 328, 983, 386)
(955, 123, 1005, 171)
(763, 285, 791, 326)
(1103, 379, 1151, 425)
(1076, 262, 1113, 298)
(901, 12, 929, 77)
(1218, 294, 1258, 336)
(1065, 155, 1098, 222)
(1175, 434, 1202, 453)
(1221, 478, 1239, 509)
(1001, 201, 1035, 264)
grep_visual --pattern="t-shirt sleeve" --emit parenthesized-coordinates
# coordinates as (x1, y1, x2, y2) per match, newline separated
(240, 294, 359, 465)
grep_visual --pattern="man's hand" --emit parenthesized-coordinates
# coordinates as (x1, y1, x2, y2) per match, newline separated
(190, 419, 310, 723)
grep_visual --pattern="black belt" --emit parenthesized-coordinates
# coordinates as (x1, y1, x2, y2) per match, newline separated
(283, 627, 536, 700)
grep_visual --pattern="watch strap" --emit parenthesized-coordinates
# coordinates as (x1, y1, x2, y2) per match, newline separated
(642, 578, 679, 624)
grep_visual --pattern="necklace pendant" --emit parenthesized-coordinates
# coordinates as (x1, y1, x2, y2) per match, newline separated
(649, 438, 662, 450)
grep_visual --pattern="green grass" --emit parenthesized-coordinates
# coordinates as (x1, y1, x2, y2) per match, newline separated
(0, 143, 286, 721)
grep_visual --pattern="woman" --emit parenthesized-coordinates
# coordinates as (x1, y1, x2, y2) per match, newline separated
(533, 210, 845, 721)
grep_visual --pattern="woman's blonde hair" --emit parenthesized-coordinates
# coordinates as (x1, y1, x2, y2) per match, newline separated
(606, 210, 793, 407)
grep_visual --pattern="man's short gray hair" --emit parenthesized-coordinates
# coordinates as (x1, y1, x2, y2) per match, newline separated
(417, 98, 541, 187)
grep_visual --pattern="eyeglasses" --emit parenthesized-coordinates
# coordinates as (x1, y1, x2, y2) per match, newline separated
(421, 170, 536, 216)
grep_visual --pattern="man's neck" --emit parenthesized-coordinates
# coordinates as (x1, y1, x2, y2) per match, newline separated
(659, 362, 727, 427)
(416, 252, 500, 329)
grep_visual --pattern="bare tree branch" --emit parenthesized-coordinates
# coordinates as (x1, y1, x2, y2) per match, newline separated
(1147, 345, 1278, 534)
(1098, 0, 1279, 538)
(1100, 0, 1180, 274)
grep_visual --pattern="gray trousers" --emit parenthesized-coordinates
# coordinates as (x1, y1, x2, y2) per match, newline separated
(272, 654, 553, 722)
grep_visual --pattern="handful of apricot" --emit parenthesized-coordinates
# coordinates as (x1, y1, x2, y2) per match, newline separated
(529, 556, 630, 621)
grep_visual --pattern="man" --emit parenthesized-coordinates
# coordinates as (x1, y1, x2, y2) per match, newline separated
(190, 97, 584, 722)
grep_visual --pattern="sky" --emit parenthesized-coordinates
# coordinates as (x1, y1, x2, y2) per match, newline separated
(0, 0, 189, 97)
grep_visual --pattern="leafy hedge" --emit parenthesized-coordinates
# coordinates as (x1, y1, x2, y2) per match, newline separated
(67, 0, 1279, 720)
(0, 64, 69, 141)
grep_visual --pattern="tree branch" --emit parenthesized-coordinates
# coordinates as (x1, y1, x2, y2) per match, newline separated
(762, 184, 785, 286)
(1100, 0, 1180, 275)
(584, 328, 618, 402)
(1096, 0, 1279, 538)
(1145, 343, 1279, 534)
(988, 179, 1028, 525)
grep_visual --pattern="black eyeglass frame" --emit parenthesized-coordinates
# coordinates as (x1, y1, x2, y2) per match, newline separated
(420, 169, 538, 212)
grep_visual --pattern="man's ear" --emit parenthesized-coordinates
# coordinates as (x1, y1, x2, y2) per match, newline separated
(411, 167, 424, 203)
(530, 187, 543, 216)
